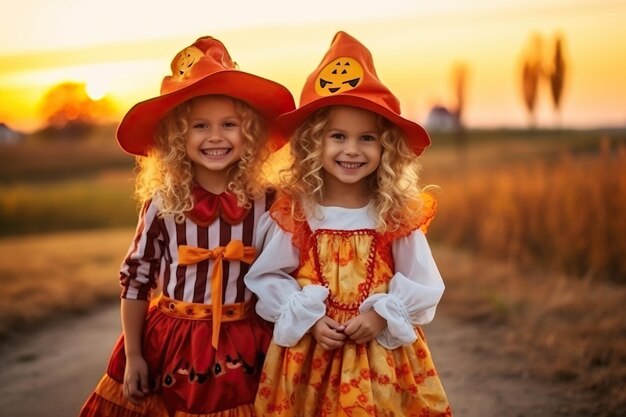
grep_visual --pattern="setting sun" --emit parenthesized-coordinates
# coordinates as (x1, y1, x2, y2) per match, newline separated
(85, 78, 109, 101)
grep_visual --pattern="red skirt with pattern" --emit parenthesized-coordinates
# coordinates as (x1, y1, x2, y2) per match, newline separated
(79, 297, 272, 417)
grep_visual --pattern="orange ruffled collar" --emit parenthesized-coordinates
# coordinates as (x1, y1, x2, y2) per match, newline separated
(186, 185, 249, 226)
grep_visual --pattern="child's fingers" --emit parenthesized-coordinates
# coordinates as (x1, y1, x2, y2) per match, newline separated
(344, 321, 377, 343)
(139, 371, 150, 394)
(351, 332, 375, 344)
(324, 317, 345, 332)
(325, 327, 347, 341)
(124, 372, 148, 404)
(319, 336, 345, 350)
(124, 381, 141, 404)
(343, 320, 360, 336)
(347, 327, 368, 342)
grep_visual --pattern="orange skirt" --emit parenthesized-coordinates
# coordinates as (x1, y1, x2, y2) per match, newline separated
(255, 327, 451, 417)
(79, 296, 272, 417)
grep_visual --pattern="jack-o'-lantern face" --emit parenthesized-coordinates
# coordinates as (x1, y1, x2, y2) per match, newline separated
(315, 57, 364, 96)
(171, 46, 203, 79)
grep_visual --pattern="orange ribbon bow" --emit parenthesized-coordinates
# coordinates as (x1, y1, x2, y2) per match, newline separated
(178, 240, 256, 349)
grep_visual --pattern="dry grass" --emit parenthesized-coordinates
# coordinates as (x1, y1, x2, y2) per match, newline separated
(420, 131, 626, 416)
(435, 246, 626, 415)
(0, 169, 137, 235)
(427, 137, 626, 283)
(0, 228, 133, 336)
(0, 129, 137, 236)
(0, 125, 133, 183)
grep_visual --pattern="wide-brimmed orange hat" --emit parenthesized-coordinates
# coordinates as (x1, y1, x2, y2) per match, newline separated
(117, 36, 295, 156)
(277, 31, 430, 156)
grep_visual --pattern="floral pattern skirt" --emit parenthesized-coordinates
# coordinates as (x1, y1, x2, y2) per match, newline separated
(255, 327, 451, 417)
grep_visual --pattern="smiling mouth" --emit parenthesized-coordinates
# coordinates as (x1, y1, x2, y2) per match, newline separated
(337, 161, 365, 169)
(201, 148, 231, 157)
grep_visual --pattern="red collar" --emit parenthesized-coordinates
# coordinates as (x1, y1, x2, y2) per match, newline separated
(186, 185, 249, 226)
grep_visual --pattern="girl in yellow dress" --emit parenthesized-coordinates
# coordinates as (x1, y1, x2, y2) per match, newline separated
(244, 31, 452, 417)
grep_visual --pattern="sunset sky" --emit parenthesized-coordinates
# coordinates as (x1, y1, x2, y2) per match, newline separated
(1, 0, 625, 132)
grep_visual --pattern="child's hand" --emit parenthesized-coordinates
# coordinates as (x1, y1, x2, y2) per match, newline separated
(311, 315, 346, 350)
(123, 353, 150, 405)
(343, 309, 387, 344)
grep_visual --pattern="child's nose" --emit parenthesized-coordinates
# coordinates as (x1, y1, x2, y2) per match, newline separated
(344, 140, 360, 155)
(207, 128, 222, 141)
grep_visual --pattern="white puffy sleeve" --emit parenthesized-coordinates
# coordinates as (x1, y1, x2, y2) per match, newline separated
(245, 212, 329, 347)
(360, 229, 445, 349)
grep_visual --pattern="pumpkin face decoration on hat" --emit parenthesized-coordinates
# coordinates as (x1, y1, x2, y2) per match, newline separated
(171, 46, 204, 80)
(315, 57, 364, 96)
(278, 31, 431, 156)
(116, 36, 295, 156)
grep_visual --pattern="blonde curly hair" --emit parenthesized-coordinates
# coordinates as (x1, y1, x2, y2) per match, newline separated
(281, 106, 429, 233)
(134, 94, 271, 223)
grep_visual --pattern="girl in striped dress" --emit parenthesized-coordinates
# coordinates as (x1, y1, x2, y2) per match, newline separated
(244, 32, 451, 417)
(79, 36, 294, 417)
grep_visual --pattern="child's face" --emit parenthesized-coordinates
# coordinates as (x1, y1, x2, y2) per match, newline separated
(185, 95, 244, 184)
(321, 106, 382, 189)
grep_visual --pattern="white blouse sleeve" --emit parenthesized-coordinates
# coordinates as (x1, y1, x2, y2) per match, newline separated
(360, 229, 445, 349)
(245, 212, 329, 347)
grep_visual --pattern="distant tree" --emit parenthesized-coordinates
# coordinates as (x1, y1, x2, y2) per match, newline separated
(548, 33, 567, 126)
(38, 82, 114, 138)
(521, 33, 543, 128)
(451, 61, 469, 163)
(451, 61, 468, 128)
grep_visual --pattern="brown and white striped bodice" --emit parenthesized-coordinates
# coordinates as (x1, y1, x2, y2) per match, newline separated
(120, 192, 274, 305)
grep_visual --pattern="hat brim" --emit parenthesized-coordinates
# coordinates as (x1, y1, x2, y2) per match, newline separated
(117, 70, 295, 156)
(277, 95, 431, 156)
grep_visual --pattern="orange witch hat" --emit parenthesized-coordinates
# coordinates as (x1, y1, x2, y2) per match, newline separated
(277, 31, 430, 155)
(117, 36, 295, 156)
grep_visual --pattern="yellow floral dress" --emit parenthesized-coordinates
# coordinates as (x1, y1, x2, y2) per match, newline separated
(247, 195, 452, 417)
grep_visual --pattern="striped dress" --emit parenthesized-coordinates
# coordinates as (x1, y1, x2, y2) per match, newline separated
(79, 188, 275, 417)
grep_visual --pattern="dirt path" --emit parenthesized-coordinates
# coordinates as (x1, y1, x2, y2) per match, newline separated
(0, 303, 120, 417)
(0, 302, 570, 417)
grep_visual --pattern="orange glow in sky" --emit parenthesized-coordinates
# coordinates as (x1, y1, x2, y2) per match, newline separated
(1, 0, 625, 132)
